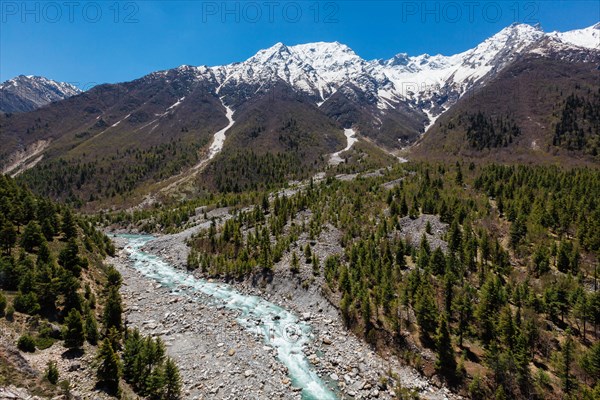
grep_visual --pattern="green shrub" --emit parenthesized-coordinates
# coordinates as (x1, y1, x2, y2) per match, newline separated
(13, 291, 41, 315)
(17, 334, 36, 352)
(45, 361, 59, 384)
(5, 304, 14, 320)
(35, 336, 55, 350)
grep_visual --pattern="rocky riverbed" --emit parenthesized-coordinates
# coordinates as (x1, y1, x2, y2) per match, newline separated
(111, 230, 460, 400)
(112, 250, 301, 400)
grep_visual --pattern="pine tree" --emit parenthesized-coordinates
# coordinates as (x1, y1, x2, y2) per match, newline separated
(476, 275, 505, 345)
(103, 287, 122, 333)
(453, 285, 473, 348)
(145, 366, 165, 399)
(35, 262, 58, 314)
(45, 361, 59, 384)
(561, 329, 575, 394)
(0, 220, 17, 254)
(429, 247, 446, 275)
(435, 313, 457, 381)
(61, 209, 77, 239)
(399, 196, 408, 217)
(96, 338, 121, 394)
(261, 193, 269, 213)
(448, 220, 462, 254)
(573, 290, 591, 341)
(60, 269, 82, 312)
(312, 254, 320, 276)
(415, 282, 438, 343)
(304, 243, 312, 264)
(20, 221, 44, 252)
(532, 246, 550, 276)
(581, 341, 600, 385)
(163, 357, 182, 400)
(106, 265, 122, 288)
(497, 306, 515, 349)
(58, 239, 87, 277)
(84, 306, 99, 345)
(122, 329, 143, 383)
(417, 234, 431, 269)
(63, 309, 85, 349)
(290, 251, 299, 274)
(556, 241, 572, 273)
(455, 162, 463, 185)
(509, 216, 527, 249)
(13, 291, 41, 315)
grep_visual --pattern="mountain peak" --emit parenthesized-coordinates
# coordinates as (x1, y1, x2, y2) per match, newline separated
(249, 42, 292, 63)
(549, 22, 600, 49)
(290, 41, 356, 55)
(0, 75, 82, 113)
(499, 22, 545, 37)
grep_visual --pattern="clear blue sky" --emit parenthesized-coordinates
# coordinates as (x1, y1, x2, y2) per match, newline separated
(1, 1, 598, 88)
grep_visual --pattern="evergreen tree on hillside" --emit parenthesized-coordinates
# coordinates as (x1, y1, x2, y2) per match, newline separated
(415, 282, 438, 343)
(453, 284, 473, 348)
(435, 313, 457, 381)
(96, 338, 121, 394)
(84, 305, 99, 345)
(0, 220, 17, 254)
(20, 221, 44, 252)
(561, 329, 576, 394)
(63, 308, 85, 349)
(61, 209, 77, 239)
(163, 357, 182, 400)
(103, 287, 123, 333)
(58, 239, 88, 277)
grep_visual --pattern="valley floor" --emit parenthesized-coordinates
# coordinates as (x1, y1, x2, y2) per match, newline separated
(109, 216, 460, 399)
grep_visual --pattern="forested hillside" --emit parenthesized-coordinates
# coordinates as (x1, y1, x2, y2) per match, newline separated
(553, 90, 600, 156)
(0, 175, 182, 398)
(414, 56, 600, 165)
(160, 163, 600, 399)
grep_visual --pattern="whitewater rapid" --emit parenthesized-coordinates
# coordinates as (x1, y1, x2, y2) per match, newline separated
(118, 234, 338, 400)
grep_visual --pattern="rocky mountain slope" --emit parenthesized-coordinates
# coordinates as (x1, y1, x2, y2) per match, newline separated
(0, 75, 81, 113)
(411, 52, 600, 164)
(0, 23, 598, 205)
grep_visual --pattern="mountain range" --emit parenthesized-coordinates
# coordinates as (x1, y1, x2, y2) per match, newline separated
(0, 22, 598, 206)
(0, 75, 81, 113)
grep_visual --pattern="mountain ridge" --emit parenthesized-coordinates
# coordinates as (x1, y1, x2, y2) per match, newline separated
(0, 75, 81, 113)
(1, 22, 598, 206)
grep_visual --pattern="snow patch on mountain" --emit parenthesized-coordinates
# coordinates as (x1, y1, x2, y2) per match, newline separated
(330, 128, 358, 165)
(207, 98, 235, 161)
(550, 23, 600, 49)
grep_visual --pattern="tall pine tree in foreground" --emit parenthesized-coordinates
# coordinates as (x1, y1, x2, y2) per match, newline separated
(435, 313, 457, 381)
(96, 338, 121, 394)
(561, 329, 575, 395)
(63, 309, 84, 349)
(103, 286, 123, 333)
(163, 357, 182, 400)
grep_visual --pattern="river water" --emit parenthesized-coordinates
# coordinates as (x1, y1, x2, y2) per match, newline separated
(118, 234, 338, 400)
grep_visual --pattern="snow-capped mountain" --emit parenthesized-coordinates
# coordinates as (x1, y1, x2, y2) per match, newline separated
(178, 22, 599, 132)
(1, 23, 598, 200)
(0, 75, 82, 113)
(550, 22, 600, 50)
